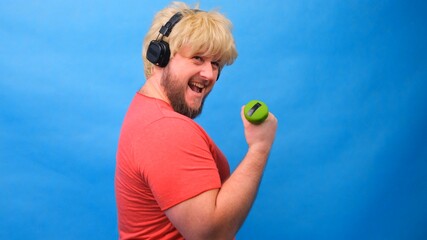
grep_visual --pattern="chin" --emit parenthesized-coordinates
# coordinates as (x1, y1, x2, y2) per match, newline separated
(186, 98, 202, 109)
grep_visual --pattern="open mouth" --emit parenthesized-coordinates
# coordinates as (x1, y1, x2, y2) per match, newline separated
(188, 82, 204, 93)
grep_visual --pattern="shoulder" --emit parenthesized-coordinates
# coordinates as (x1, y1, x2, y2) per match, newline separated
(132, 115, 214, 167)
(146, 116, 208, 145)
(123, 94, 207, 139)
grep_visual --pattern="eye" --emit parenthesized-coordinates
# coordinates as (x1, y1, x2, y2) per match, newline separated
(192, 56, 203, 64)
(211, 61, 220, 70)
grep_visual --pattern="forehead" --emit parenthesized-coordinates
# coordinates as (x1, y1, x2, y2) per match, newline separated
(176, 44, 221, 62)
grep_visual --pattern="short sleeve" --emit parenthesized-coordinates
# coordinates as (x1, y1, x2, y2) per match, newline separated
(134, 117, 221, 210)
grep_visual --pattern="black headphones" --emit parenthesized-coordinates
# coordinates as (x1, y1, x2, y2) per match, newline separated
(146, 12, 183, 67)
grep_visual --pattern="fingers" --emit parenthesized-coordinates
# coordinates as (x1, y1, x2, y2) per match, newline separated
(240, 106, 250, 127)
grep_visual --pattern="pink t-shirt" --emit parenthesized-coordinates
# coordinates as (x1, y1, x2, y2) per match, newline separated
(115, 93, 230, 239)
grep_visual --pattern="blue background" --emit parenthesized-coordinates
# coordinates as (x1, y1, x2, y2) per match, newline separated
(1, 0, 426, 239)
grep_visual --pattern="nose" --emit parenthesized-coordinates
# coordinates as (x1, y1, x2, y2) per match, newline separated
(199, 61, 217, 81)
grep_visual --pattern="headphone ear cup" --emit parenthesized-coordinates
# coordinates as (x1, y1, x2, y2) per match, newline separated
(157, 41, 171, 67)
(146, 40, 171, 67)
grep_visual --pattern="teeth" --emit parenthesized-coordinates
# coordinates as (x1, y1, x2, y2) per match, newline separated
(190, 82, 204, 89)
(189, 82, 205, 93)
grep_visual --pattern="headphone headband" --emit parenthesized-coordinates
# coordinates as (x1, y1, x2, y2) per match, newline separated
(159, 12, 183, 37)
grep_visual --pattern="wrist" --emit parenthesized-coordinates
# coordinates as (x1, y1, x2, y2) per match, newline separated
(248, 144, 271, 158)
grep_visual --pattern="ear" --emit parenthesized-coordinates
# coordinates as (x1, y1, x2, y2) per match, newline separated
(151, 64, 164, 75)
(147, 64, 166, 84)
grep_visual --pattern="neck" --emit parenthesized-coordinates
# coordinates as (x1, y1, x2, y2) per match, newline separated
(139, 77, 170, 105)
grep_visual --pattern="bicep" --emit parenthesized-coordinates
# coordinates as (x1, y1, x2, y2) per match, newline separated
(165, 188, 220, 239)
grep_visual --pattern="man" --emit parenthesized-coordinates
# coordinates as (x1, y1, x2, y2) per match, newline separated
(115, 2, 278, 239)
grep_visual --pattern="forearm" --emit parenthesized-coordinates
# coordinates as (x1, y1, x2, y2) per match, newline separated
(209, 147, 271, 238)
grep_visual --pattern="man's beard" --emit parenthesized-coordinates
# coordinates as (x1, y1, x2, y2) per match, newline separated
(161, 66, 209, 119)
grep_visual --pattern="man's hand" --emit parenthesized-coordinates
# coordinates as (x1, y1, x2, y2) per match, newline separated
(241, 106, 278, 155)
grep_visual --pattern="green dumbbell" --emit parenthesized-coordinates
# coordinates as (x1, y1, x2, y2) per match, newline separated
(244, 100, 269, 124)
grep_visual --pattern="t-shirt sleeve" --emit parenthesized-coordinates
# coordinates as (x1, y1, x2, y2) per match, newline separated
(134, 117, 221, 211)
